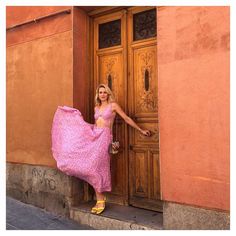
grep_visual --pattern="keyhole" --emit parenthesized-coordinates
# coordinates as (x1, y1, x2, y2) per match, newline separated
(108, 74, 112, 90)
(144, 69, 149, 91)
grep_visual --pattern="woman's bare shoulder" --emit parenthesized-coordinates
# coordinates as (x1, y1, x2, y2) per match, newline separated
(111, 102, 122, 112)
(110, 102, 117, 113)
(110, 101, 117, 108)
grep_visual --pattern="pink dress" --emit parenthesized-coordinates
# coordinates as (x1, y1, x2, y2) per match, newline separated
(51, 103, 115, 192)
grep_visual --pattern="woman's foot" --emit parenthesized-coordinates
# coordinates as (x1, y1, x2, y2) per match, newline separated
(95, 197, 106, 214)
(91, 196, 106, 214)
(91, 203, 98, 213)
(91, 202, 99, 213)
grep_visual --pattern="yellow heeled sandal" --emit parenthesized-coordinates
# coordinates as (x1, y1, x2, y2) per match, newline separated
(91, 200, 100, 213)
(96, 198, 106, 215)
(91, 205, 98, 213)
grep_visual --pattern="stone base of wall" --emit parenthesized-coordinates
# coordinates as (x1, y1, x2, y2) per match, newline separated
(163, 201, 230, 230)
(6, 162, 84, 217)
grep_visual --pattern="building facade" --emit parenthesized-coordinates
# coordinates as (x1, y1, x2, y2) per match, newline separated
(6, 6, 230, 229)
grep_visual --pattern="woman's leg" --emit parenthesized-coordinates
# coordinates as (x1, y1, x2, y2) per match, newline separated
(95, 191, 105, 200)
(96, 190, 106, 207)
(95, 190, 106, 214)
(92, 190, 105, 208)
(91, 190, 106, 212)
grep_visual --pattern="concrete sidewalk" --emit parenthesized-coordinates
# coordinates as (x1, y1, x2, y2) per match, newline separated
(6, 197, 94, 230)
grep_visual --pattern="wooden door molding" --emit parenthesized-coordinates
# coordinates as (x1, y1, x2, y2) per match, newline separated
(88, 6, 128, 17)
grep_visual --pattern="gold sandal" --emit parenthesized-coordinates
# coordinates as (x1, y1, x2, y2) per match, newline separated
(91, 204, 98, 213)
(91, 196, 106, 214)
(96, 197, 106, 215)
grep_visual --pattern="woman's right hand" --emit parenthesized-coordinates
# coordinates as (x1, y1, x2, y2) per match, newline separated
(140, 129, 151, 137)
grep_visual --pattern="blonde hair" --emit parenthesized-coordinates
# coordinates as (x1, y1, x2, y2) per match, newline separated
(94, 84, 115, 106)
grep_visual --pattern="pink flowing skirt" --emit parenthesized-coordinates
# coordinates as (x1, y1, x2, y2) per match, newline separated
(51, 106, 113, 192)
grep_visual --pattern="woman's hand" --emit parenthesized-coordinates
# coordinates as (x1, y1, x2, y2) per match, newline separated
(140, 129, 151, 137)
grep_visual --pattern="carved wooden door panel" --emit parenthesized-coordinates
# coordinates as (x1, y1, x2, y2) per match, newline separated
(93, 10, 128, 205)
(93, 7, 162, 211)
(127, 7, 162, 212)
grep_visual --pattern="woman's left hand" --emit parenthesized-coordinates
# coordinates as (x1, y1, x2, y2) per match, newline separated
(140, 129, 151, 137)
(112, 142, 120, 150)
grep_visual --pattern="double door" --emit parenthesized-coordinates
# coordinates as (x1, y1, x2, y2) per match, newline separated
(92, 6, 161, 211)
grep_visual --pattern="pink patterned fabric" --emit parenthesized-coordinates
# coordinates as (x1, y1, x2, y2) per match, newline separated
(51, 104, 115, 192)
(94, 103, 115, 127)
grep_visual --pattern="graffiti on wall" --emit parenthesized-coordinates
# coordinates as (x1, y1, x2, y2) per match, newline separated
(32, 168, 57, 191)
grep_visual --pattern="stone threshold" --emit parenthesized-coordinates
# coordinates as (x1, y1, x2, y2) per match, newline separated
(70, 201, 163, 230)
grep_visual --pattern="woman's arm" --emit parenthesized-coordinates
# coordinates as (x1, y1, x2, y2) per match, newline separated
(113, 102, 151, 137)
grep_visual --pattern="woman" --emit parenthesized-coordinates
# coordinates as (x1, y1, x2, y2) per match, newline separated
(51, 84, 151, 215)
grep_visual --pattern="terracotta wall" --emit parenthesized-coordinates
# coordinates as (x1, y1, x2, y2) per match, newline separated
(158, 6, 230, 211)
(6, 6, 74, 166)
(6, 6, 72, 47)
(7, 6, 230, 211)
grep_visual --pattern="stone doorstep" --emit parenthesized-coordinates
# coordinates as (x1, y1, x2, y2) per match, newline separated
(70, 201, 163, 230)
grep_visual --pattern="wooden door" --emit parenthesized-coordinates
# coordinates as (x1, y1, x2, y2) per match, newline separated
(127, 7, 162, 211)
(93, 10, 128, 205)
(92, 7, 162, 211)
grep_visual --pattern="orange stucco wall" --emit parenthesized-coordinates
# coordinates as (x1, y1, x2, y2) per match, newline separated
(7, 7, 89, 167)
(6, 6, 72, 47)
(6, 7, 74, 166)
(158, 6, 230, 211)
(7, 6, 230, 212)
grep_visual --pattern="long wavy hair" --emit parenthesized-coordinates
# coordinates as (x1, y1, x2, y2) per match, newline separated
(94, 84, 115, 106)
